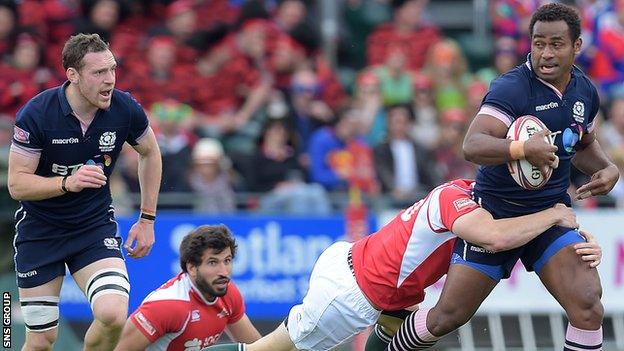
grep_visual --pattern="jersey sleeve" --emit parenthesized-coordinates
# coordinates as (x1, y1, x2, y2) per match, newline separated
(586, 83, 600, 133)
(125, 92, 149, 145)
(225, 282, 245, 324)
(130, 300, 188, 343)
(480, 72, 529, 126)
(12, 104, 44, 154)
(434, 187, 480, 231)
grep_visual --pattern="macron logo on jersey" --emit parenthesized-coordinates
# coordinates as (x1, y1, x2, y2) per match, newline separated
(13, 126, 30, 143)
(535, 102, 559, 111)
(52, 137, 80, 144)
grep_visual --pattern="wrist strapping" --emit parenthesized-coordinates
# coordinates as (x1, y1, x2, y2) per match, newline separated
(509, 140, 525, 160)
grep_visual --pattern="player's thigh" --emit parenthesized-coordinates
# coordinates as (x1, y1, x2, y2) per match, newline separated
(72, 257, 129, 324)
(68, 228, 128, 306)
(286, 242, 380, 351)
(537, 243, 602, 312)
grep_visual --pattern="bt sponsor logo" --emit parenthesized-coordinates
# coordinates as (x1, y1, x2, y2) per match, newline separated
(51, 163, 84, 176)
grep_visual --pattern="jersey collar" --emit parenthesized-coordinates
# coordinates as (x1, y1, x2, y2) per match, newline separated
(57, 81, 74, 116)
(524, 53, 577, 99)
(185, 273, 219, 306)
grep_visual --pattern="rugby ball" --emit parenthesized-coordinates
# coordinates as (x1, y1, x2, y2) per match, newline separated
(506, 115, 553, 189)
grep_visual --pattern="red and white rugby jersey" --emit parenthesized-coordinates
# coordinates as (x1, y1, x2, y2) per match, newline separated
(130, 273, 245, 351)
(351, 179, 479, 311)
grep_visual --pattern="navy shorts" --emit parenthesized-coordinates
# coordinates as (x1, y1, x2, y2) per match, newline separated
(451, 190, 585, 281)
(13, 207, 124, 288)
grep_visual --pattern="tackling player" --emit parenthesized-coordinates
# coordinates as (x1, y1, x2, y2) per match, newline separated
(202, 179, 600, 351)
(114, 225, 261, 351)
(8, 33, 162, 350)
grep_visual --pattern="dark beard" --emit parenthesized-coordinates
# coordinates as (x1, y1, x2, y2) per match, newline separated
(194, 276, 228, 300)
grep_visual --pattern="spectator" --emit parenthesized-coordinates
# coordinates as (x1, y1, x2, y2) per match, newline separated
(0, 31, 61, 118)
(340, 0, 392, 69)
(189, 138, 237, 213)
(353, 70, 386, 147)
(476, 36, 521, 84)
(150, 100, 195, 199)
(192, 20, 273, 154)
(374, 104, 438, 207)
(583, 1, 624, 99)
(274, 0, 307, 33)
(0, 0, 18, 58)
(308, 108, 378, 193)
(271, 36, 307, 90)
(149, 0, 204, 65)
(73, 0, 142, 64)
(194, 0, 241, 30)
(423, 39, 469, 112)
(374, 43, 414, 106)
(252, 118, 331, 215)
(119, 35, 194, 108)
(465, 78, 489, 121)
(73, 0, 127, 43)
(409, 71, 439, 150)
(490, 0, 540, 56)
(434, 108, 476, 182)
(367, 0, 441, 71)
(289, 67, 335, 153)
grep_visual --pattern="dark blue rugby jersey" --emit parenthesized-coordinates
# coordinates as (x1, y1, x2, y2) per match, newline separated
(474, 56, 599, 212)
(11, 81, 149, 231)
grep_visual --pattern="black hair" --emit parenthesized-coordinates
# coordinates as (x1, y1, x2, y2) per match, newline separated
(179, 224, 237, 272)
(385, 103, 416, 122)
(529, 3, 581, 42)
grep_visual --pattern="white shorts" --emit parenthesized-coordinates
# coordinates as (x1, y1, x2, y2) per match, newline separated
(287, 241, 381, 351)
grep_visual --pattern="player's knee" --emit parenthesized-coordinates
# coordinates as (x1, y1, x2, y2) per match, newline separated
(567, 285, 604, 328)
(93, 302, 127, 330)
(428, 306, 473, 336)
(25, 329, 58, 351)
(570, 299, 604, 328)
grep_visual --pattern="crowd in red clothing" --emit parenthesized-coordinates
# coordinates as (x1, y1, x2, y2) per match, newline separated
(1, 0, 623, 211)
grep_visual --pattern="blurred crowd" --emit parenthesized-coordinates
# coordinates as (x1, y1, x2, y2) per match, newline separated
(0, 0, 623, 213)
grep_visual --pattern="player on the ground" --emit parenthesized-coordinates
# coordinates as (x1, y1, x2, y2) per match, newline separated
(384, 4, 620, 351)
(114, 225, 261, 351)
(8, 33, 162, 350)
(202, 179, 601, 351)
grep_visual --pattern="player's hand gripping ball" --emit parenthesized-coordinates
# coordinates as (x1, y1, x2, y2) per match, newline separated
(507, 115, 555, 189)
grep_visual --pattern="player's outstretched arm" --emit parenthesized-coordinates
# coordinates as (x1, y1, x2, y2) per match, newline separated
(225, 314, 262, 343)
(575, 230, 602, 268)
(125, 127, 161, 259)
(113, 318, 152, 351)
(451, 204, 577, 252)
(132, 126, 161, 216)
